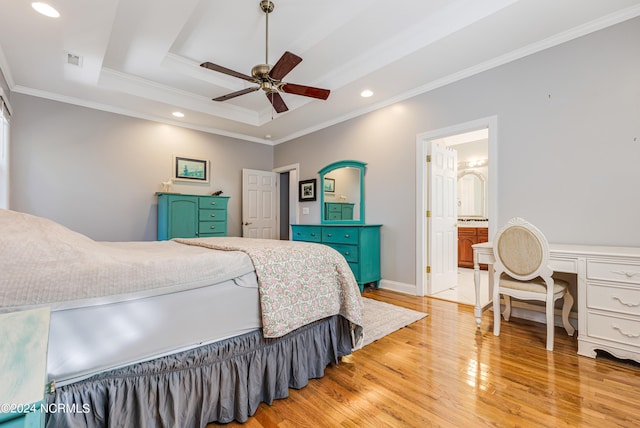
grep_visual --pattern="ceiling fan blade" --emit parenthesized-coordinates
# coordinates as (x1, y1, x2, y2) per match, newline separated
(267, 92, 288, 113)
(281, 83, 330, 100)
(269, 51, 302, 81)
(213, 86, 260, 101)
(200, 62, 256, 82)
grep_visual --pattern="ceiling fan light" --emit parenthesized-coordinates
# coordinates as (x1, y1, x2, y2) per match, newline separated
(172, 111, 185, 118)
(361, 90, 373, 98)
(32, 2, 60, 18)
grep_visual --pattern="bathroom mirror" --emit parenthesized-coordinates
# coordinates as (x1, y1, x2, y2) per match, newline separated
(457, 171, 486, 218)
(319, 160, 366, 224)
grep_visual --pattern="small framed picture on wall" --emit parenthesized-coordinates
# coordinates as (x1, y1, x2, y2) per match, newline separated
(173, 156, 209, 183)
(299, 179, 317, 202)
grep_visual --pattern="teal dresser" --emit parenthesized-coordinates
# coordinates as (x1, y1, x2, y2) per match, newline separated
(157, 193, 229, 240)
(291, 224, 381, 292)
(324, 202, 354, 221)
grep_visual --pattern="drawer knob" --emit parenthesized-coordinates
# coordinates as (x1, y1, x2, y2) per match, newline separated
(345, 251, 350, 255)
(612, 296, 640, 308)
(210, 202, 217, 205)
(210, 213, 216, 217)
(210, 225, 216, 229)
(612, 324, 640, 339)
(344, 234, 350, 238)
(311, 233, 316, 236)
(327, 233, 332, 237)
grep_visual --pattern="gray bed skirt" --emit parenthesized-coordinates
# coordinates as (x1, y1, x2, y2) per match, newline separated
(45, 315, 352, 427)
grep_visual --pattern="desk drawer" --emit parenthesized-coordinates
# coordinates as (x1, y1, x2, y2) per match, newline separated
(326, 243, 358, 263)
(587, 283, 640, 316)
(322, 227, 358, 245)
(587, 260, 640, 285)
(587, 311, 640, 347)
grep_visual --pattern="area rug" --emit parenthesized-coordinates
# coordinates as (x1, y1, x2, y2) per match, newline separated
(360, 297, 428, 347)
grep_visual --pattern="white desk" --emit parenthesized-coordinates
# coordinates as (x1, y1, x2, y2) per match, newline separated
(472, 242, 640, 362)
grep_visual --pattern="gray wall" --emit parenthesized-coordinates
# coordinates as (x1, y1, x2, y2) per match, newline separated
(10, 96, 273, 241)
(7, 17, 639, 290)
(275, 17, 640, 289)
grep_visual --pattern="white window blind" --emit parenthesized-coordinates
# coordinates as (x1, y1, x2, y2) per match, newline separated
(0, 93, 10, 209)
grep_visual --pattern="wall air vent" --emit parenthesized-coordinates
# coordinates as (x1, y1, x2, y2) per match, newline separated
(66, 53, 83, 67)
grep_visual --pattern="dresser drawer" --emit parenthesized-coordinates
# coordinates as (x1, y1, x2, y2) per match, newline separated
(291, 226, 322, 243)
(199, 221, 226, 235)
(587, 283, 640, 316)
(587, 311, 640, 347)
(326, 243, 358, 263)
(327, 204, 342, 213)
(587, 260, 640, 285)
(199, 209, 224, 220)
(199, 196, 226, 209)
(322, 227, 358, 245)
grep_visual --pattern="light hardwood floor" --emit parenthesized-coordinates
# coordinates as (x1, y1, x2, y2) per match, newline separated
(210, 289, 640, 427)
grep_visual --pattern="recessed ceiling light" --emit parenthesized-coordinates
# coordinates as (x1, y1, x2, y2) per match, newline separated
(360, 90, 373, 98)
(172, 111, 184, 118)
(32, 2, 60, 18)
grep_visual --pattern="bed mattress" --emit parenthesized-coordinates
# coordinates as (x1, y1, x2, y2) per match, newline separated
(48, 271, 261, 386)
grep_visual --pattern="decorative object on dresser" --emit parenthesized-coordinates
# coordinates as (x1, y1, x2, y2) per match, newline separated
(160, 178, 174, 193)
(157, 193, 229, 240)
(458, 226, 488, 269)
(291, 224, 381, 292)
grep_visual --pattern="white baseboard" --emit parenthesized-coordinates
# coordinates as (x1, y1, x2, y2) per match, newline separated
(378, 279, 417, 295)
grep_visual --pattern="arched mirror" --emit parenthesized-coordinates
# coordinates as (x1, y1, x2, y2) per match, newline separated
(457, 171, 486, 218)
(319, 160, 366, 224)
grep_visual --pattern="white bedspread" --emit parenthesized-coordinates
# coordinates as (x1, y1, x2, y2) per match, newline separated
(0, 209, 254, 311)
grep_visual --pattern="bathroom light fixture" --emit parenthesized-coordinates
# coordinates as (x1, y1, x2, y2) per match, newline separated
(360, 90, 373, 98)
(172, 111, 185, 118)
(32, 2, 60, 18)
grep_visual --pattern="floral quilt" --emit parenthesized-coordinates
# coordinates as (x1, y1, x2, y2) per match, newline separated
(174, 237, 363, 346)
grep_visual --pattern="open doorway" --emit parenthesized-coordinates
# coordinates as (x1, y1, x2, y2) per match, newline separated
(273, 163, 300, 240)
(415, 116, 498, 302)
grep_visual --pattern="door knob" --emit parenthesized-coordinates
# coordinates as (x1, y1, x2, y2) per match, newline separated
(243, 221, 252, 226)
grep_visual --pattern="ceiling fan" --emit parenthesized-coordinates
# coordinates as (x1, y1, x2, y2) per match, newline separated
(200, 0, 330, 113)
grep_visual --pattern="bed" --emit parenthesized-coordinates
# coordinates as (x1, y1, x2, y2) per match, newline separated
(0, 209, 363, 427)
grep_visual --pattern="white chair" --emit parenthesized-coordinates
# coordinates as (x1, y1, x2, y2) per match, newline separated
(492, 217, 575, 351)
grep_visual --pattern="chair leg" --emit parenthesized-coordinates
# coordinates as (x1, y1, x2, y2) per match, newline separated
(545, 299, 554, 351)
(562, 290, 575, 336)
(493, 294, 501, 337)
(503, 295, 512, 321)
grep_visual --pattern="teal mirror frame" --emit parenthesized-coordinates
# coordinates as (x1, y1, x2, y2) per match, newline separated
(319, 160, 366, 225)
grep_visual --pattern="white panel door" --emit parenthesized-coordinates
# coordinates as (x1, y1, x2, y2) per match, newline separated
(428, 143, 458, 295)
(242, 169, 278, 239)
